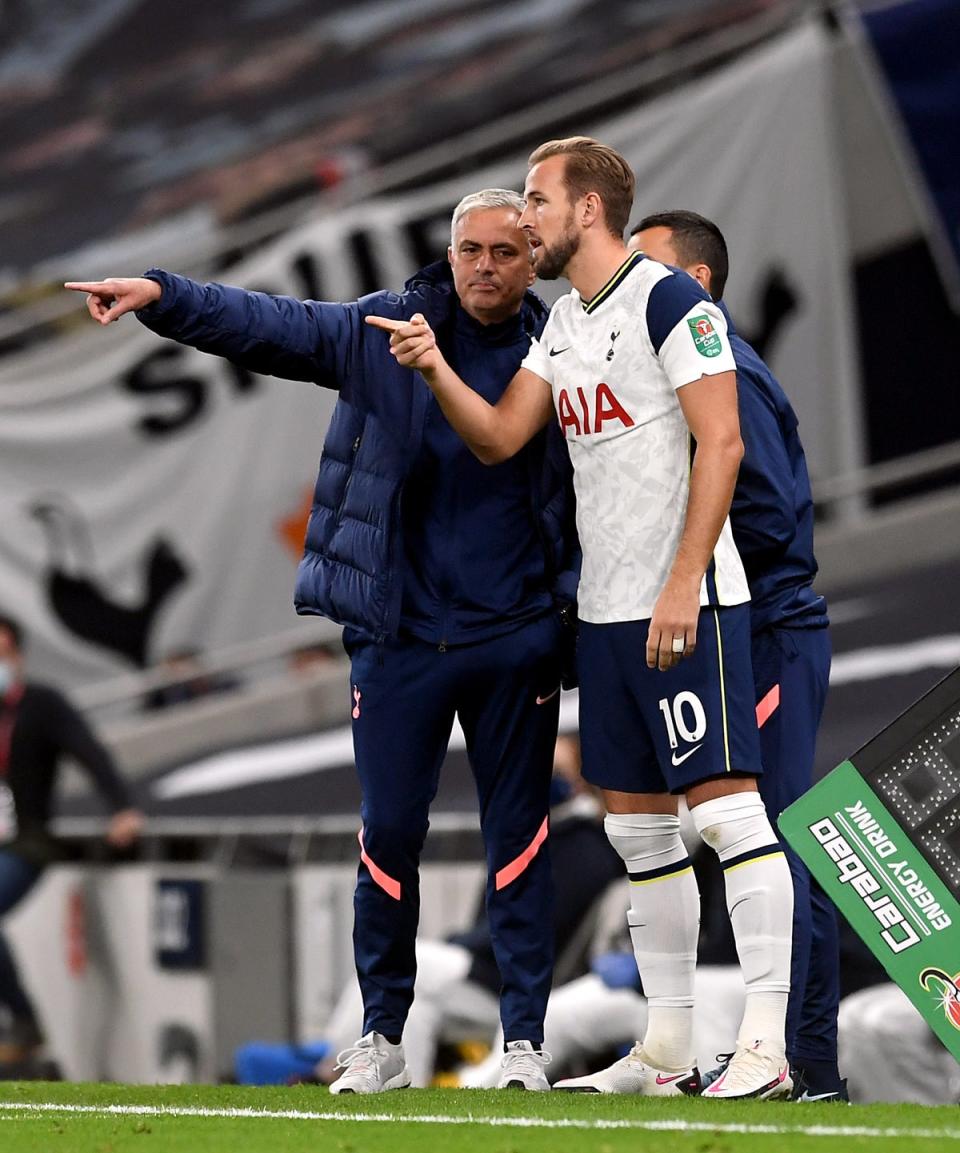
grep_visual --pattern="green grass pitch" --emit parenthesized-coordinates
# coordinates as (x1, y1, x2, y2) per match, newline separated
(1, 1081, 960, 1153)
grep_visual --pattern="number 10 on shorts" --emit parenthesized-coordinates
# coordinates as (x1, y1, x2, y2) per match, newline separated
(658, 691, 707, 748)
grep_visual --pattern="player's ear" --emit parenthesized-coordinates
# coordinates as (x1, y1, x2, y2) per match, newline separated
(692, 263, 713, 295)
(579, 192, 601, 229)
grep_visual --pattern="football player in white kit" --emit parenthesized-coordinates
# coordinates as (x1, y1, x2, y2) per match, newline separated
(367, 137, 794, 1100)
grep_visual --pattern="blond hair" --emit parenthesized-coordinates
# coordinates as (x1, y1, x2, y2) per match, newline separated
(528, 137, 635, 238)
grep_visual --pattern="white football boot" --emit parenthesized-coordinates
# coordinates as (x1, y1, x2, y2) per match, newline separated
(700, 1040, 792, 1100)
(553, 1044, 701, 1096)
(497, 1040, 552, 1090)
(328, 1031, 411, 1094)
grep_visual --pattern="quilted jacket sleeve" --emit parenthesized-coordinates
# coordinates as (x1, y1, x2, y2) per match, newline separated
(136, 269, 364, 390)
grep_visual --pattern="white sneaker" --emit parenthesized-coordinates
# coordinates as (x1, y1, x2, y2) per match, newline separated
(328, 1031, 411, 1095)
(553, 1044, 700, 1096)
(700, 1040, 791, 1100)
(497, 1040, 552, 1090)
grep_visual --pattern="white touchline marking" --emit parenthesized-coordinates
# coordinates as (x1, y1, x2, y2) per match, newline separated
(0, 1101, 958, 1140)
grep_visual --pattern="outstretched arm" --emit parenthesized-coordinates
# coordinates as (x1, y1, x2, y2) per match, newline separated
(365, 314, 553, 462)
(66, 273, 361, 387)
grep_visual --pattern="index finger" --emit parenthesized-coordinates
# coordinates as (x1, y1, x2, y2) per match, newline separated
(645, 624, 660, 669)
(364, 316, 410, 333)
(64, 282, 107, 292)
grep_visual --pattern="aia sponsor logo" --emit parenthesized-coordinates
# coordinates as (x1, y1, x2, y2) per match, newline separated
(557, 382, 634, 437)
(920, 967, 960, 1030)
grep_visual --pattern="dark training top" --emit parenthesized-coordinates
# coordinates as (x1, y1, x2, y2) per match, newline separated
(722, 307, 829, 634)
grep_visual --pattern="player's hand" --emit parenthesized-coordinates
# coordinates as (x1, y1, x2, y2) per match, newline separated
(365, 313, 441, 376)
(105, 807, 145, 848)
(647, 578, 700, 671)
(64, 277, 162, 324)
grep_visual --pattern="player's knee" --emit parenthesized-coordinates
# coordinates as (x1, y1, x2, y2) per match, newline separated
(690, 791, 777, 860)
(604, 811, 684, 867)
(361, 813, 429, 857)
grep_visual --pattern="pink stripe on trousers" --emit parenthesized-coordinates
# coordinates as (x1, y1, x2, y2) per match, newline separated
(358, 829, 402, 900)
(756, 683, 781, 729)
(495, 816, 549, 892)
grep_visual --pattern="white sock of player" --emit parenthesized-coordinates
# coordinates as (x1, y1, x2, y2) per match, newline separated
(604, 812, 700, 1071)
(691, 791, 793, 1056)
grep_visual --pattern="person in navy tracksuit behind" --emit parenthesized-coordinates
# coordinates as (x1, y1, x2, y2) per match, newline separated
(630, 214, 843, 1101)
(65, 190, 579, 1094)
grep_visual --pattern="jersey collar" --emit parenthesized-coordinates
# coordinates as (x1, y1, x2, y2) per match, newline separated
(580, 252, 644, 315)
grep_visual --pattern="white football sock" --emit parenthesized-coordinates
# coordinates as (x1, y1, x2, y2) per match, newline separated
(604, 812, 700, 1071)
(691, 792, 793, 1055)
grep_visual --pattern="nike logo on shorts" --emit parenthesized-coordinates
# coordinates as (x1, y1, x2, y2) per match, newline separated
(549, 346, 570, 356)
(671, 744, 702, 767)
(536, 687, 560, 705)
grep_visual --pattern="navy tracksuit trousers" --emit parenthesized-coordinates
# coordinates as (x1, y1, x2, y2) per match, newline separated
(346, 613, 563, 1044)
(752, 624, 838, 1068)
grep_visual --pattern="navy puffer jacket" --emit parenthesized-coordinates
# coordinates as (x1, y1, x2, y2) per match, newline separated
(139, 261, 579, 642)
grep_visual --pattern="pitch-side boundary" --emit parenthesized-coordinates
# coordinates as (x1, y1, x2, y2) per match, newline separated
(0, 1100, 957, 1140)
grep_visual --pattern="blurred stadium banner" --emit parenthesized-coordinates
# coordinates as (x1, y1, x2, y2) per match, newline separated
(780, 667, 960, 1064)
(0, 22, 861, 688)
(857, 0, 960, 308)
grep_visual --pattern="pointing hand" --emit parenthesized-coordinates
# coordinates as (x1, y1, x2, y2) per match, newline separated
(64, 277, 162, 325)
(365, 312, 441, 375)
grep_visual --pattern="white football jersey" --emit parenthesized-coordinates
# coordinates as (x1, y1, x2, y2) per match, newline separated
(523, 253, 749, 624)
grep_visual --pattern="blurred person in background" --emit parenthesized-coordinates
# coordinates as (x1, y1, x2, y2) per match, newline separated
(142, 647, 241, 712)
(65, 188, 579, 1094)
(0, 613, 143, 1075)
(629, 213, 840, 1102)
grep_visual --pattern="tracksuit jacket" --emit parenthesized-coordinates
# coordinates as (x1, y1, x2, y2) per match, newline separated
(138, 261, 579, 643)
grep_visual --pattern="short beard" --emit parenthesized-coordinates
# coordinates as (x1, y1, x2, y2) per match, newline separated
(535, 215, 580, 281)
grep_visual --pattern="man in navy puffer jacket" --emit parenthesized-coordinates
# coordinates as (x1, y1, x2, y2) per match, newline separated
(66, 189, 579, 1093)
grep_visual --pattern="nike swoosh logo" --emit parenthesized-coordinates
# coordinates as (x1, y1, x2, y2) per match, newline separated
(655, 1072, 686, 1085)
(536, 687, 560, 705)
(797, 1089, 841, 1102)
(670, 744, 702, 766)
(549, 346, 570, 356)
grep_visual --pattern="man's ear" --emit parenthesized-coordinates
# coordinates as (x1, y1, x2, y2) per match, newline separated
(579, 192, 602, 229)
(447, 246, 454, 268)
(692, 262, 713, 295)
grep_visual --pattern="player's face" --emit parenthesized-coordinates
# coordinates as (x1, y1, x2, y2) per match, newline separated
(448, 207, 535, 325)
(628, 226, 679, 267)
(521, 156, 580, 281)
